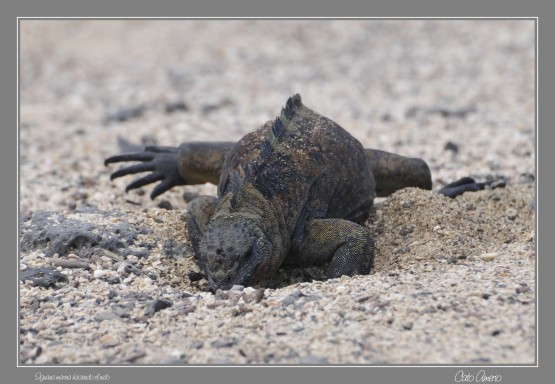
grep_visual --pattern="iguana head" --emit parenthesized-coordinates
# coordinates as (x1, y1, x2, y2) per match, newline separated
(195, 182, 285, 291)
(197, 214, 276, 290)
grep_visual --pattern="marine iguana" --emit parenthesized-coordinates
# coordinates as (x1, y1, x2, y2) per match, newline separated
(105, 94, 492, 290)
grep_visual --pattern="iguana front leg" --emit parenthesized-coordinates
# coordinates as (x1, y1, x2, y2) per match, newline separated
(105, 142, 235, 199)
(185, 195, 219, 258)
(291, 219, 375, 278)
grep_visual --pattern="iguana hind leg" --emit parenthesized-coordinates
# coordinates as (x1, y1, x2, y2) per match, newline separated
(291, 219, 375, 279)
(366, 149, 432, 197)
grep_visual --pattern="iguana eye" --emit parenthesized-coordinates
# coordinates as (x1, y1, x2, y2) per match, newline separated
(224, 275, 231, 283)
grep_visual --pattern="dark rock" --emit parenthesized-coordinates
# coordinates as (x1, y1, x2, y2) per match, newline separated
(20, 267, 68, 289)
(187, 271, 204, 282)
(211, 338, 237, 348)
(145, 299, 172, 316)
(103, 105, 146, 124)
(20, 210, 152, 258)
(444, 141, 459, 153)
(165, 100, 189, 113)
(157, 200, 173, 210)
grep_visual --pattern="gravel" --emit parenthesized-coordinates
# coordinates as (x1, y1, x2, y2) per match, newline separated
(19, 20, 535, 364)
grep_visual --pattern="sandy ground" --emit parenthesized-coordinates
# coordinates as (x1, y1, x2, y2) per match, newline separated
(19, 20, 535, 364)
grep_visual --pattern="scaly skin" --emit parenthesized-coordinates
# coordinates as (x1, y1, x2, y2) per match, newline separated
(106, 94, 440, 291)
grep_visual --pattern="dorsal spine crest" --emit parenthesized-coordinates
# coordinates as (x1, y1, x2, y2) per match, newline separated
(241, 94, 302, 184)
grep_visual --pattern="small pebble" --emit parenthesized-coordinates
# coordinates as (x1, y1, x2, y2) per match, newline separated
(93, 270, 106, 279)
(505, 208, 517, 220)
(403, 322, 414, 330)
(479, 253, 498, 262)
(243, 287, 265, 303)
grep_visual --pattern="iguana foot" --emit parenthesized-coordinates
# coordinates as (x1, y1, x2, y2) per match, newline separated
(291, 218, 375, 279)
(105, 146, 186, 199)
(438, 177, 506, 198)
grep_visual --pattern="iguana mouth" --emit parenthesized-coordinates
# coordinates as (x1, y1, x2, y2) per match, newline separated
(205, 241, 260, 291)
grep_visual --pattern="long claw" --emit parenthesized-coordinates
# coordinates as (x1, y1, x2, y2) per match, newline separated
(144, 146, 178, 153)
(125, 173, 164, 192)
(438, 177, 505, 198)
(110, 163, 156, 180)
(105, 145, 183, 199)
(150, 179, 175, 199)
(104, 152, 155, 166)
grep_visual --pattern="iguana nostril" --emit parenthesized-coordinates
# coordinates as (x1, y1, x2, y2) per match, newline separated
(216, 248, 223, 256)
